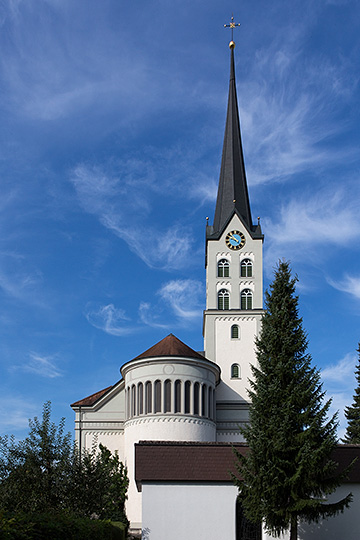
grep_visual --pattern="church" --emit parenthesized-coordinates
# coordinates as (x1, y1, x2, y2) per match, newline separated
(71, 38, 360, 539)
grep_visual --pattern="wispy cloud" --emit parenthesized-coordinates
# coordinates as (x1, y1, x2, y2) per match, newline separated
(240, 27, 358, 186)
(0, 395, 38, 433)
(322, 353, 356, 384)
(158, 279, 204, 320)
(70, 164, 196, 270)
(23, 352, 63, 378)
(322, 352, 357, 440)
(263, 187, 360, 269)
(138, 302, 169, 329)
(138, 280, 204, 328)
(85, 303, 133, 336)
(327, 274, 360, 300)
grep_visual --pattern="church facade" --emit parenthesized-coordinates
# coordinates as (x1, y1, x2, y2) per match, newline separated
(71, 39, 262, 531)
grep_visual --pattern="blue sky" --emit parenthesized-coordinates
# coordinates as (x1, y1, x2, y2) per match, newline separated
(0, 0, 359, 440)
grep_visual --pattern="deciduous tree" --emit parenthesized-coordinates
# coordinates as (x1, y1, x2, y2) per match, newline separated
(0, 402, 128, 527)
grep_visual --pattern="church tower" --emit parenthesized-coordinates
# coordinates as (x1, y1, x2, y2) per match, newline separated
(204, 40, 264, 442)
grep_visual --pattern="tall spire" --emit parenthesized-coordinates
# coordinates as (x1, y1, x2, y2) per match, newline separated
(210, 41, 256, 238)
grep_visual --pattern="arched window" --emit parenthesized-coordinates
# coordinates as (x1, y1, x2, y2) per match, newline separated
(231, 324, 240, 339)
(241, 289, 252, 310)
(145, 381, 152, 414)
(194, 382, 200, 415)
(126, 387, 130, 420)
(154, 380, 162, 413)
(185, 381, 191, 414)
(138, 383, 143, 415)
(208, 387, 213, 420)
(217, 259, 230, 278)
(164, 380, 171, 413)
(131, 384, 136, 417)
(231, 364, 241, 379)
(174, 380, 181, 413)
(201, 385, 207, 417)
(241, 258, 253, 277)
(218, 289, 230, 310)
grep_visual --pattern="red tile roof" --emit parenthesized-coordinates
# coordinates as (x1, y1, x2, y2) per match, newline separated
(135, 441, 360, 489)
(132, 334, 206, 361)
(71, 385, 114, 407)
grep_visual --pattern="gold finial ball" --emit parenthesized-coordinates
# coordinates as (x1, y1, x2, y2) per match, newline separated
(229, 40, 236, 49)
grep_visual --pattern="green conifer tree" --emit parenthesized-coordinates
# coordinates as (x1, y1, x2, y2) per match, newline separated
(234, 261, 352, 540)
(343, 343, 360, 444)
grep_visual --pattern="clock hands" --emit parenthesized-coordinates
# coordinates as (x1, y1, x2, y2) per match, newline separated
(229, 233, 240, 244)
(225, 230, 246, 250)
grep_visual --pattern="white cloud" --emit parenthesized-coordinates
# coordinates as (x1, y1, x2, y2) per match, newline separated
(85, 303, 133, 336)
(328, 274, 360, 300)
(322, 353, 356, 384)
(321, 352, 357, 440)
(240, 29, 358, 187)
(158, 279, 204, 320)
(23, 352, 63, 378)
(0, 396, 37, 432)
(138, 302, 169, 329)
(263, 188, 360, 269)
(138, 280, 204, 328)
(70, 164, 196, 271)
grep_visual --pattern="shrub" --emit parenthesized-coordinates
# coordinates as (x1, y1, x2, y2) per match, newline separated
(0, 511, 127, 540)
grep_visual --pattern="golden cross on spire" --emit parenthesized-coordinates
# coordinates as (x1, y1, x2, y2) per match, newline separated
(224, 15, 241, 43)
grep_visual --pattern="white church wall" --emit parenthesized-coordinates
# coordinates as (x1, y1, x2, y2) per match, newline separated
(125, 416, 217, 529)
(214, 315, 258, 402)
(83, 430, 125, 459)
(141, 482, 238, 540)
(73, 383, 125, 454)
(140, 481, 360, 540)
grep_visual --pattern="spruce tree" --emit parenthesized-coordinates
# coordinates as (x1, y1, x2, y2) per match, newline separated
(234, 260, 352, 540)
(343, 343, 360, 443)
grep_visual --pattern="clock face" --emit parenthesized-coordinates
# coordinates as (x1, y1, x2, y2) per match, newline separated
(225, 230, 246, 250)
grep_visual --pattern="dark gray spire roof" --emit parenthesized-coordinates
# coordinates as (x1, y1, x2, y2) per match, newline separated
(207, 46, 262, 240)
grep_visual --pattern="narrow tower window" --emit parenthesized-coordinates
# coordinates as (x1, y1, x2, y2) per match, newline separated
(231, 324, 240, 339)
(174, 380, 181, 413)
(208, 387, 213, 420)
(154, 380, 161, 413)
(194, 382, 200, 415)
(201, 385, 208, 417)
(185, 381, 191, 414)
(138, 382, 143, 415)
(164, 379, 171, 413)
(241, 258, 253, 277)
(241, 289, 252, 310)
(218, 259, 230, 277)
(131, 385, 136, 417)
(126, 387, 130, 420)
(218, 289, 230, 310)
(231, 364, 241, 379)
(145, 382, 152, 414)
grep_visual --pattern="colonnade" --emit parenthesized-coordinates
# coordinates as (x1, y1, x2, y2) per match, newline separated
(125, 379, 215, 421)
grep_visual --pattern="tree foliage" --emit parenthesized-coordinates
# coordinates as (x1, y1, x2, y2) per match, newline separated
(0, 402, 128, 527)
(234, 261, 352, 539)
(343, 343, 360, 444)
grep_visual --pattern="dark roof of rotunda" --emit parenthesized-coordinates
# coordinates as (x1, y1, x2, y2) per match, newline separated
(131, 333, 206, 361)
